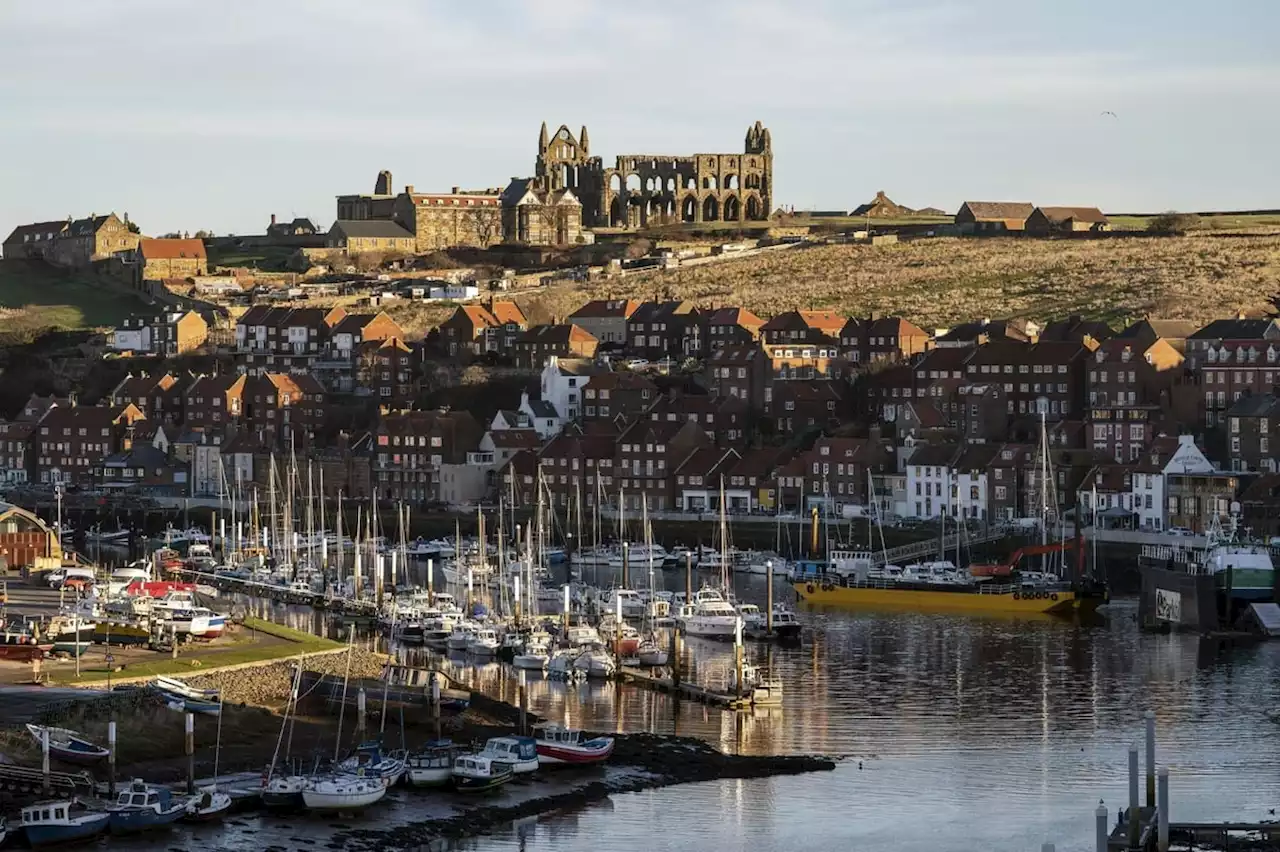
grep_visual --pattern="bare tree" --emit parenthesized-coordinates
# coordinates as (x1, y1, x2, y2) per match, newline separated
(472, 208, 504, 247)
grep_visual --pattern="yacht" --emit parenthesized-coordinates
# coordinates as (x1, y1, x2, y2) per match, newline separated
(683, 588, 739, 640)
(467, 627, 501, 656)
(513, 631, 551, 670)
(572, 648, 616, 679)
(736, 603, 765, 632)
(447, 622, 478, 651)
(610, 542, 668, 570)
(606, 588, 646, 619)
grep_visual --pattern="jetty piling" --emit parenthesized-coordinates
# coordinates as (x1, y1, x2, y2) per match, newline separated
(1145, 710, 1156, 808)
(356, 687, 367, 740)
(1157, 767, 1169, 852)
(1128, 745, 1140, 848)
(1096, 801, 1108, 852)
(108, 719, 117, 796)
(517, 667, 527, 735)
(766, 559, 774, 634)
(685, 551, 693, 601)
(185, 711, 195, 795)
(41, 725, 50, 795)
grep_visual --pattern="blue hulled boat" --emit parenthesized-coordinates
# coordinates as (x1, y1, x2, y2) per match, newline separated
(337, 740, 406, 785)
(21, 799, 110, 848)
(107, 779, 188, 834)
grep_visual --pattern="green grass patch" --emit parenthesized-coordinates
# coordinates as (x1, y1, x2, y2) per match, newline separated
(206, 245, 296, 271)
(0, 259, 150, 331)
(50, 617, 341, 684)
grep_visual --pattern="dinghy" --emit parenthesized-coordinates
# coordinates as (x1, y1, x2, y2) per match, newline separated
(182, 787, 232, 823)
(25, 724, 109, 764)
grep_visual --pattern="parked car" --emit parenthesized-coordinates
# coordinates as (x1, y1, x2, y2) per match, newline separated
(1167, 526, 1195, 536)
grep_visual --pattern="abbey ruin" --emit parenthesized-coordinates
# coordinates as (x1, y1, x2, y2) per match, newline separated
(532, 120, 774, 229)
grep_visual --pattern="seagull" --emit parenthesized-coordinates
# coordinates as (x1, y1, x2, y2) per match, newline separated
(1101, 111, 1118, 118)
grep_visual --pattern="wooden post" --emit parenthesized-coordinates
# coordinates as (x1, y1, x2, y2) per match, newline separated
(1145, 709, 1156, 808)
(185, 712, 195, 795)
(622, 541, 629, 589)
(562, 584, 570, 635)
(1128, 745, 1140, 849)
(356, 687, 367, 741)
(431, 672, 442, 742)
(734, 616, 743, 699)
(41, 726, 50, 795)
(1095, 801, 1108, 852)
(426, 558, 434, 605)
(766, 560, 774, 635)
(107, 719, 117, 797)
(685, 551, 693, 601)
(211, 511, 218, 556)
(669, 630, 681, 691)
(518, 667, 527, 735)
(1157, 767, 1169, 852)
(613, 594, 622, 676)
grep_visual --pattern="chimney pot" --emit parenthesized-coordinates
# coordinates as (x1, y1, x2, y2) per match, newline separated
(405, 185, 415, 195)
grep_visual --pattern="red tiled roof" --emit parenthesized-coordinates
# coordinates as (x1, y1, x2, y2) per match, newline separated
(139, 238, 207, 260)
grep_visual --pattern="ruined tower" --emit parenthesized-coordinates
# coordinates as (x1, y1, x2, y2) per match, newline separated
(374, 169, 393, 196)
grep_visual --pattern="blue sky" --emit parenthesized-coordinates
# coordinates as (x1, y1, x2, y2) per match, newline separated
(1, 0, 1277, 235)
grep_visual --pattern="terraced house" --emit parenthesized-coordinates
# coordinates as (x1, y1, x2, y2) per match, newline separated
(135, 238, 208, 283)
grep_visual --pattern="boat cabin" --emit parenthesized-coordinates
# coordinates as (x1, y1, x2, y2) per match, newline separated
(23, 801, 78, 824)
(535, 724, 583, 745)
(482, 736, 537, 762)
(454, 755, 500, 774)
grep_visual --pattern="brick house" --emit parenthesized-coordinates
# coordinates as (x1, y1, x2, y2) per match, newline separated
(706, 344, 768, 410)
(235, 305, 347, 373)
(1226, 394, 1280, 472)
(241, 374, 326, 448)
(93, 443, 184, 494)
(796, 436, 892, 514)
(499, 449, 540, 508)
(614, 418, 708, 511)
(1024, 206, 1111, 235)
(963, 338, 1091, 422)
(725, 446, 790, 512)
(353, 337, 414, 403)
(760, 309, 845, 346)
(183, 375, 245, 432)
(953, 201, 1035, 233)
(0, 421, 33, 483)
(371, 408, 483, 502)
(513, 324, 598, 370)
(767, 379, 844, 435)
(110, 373, 185, 423)
(762, 341, 839, 387)
(863, 317, 931, 363)
(499, 180, 585, 246)
(326, 220, 417, 255)
(1086, 338, 1185, 462)
(645, 392, 750, 447)
(437, 301, 527, 358)
(696, 307, 764, 355)
(536, 429, 618, 510)
(34, 403, 146, 485)
(673, 447, 742, 511)
(934, 318, 1035, 349)
(46, 213, 139, 267)
(111, 310, 208, 355)
(566, 300, 639, 347)
(625, 300, 696, 359)
(581, 371, 656, 424)
(135, 238, 208, 283)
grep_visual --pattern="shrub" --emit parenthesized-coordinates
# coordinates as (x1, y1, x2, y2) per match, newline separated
(1147, 212, 1202, 236)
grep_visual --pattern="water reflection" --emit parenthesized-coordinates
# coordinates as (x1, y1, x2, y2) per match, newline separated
(175, 572, 1280, 851)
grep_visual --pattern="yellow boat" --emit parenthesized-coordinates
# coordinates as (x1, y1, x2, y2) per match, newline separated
(792, 579, 1103, 615)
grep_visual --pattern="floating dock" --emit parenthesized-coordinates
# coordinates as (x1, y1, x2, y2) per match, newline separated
(618, 666, 753, 709)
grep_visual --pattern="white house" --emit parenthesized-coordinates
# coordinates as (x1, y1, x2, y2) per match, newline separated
(110, 321, 152, 353)
(904, 444, 959, 519)
(539, 356, 600, 421)
(519, 391, 562, 439)
(429, 284, 480, 301)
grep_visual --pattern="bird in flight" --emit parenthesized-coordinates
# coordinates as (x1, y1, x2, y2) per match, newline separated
(1101, 111, 1117, 118)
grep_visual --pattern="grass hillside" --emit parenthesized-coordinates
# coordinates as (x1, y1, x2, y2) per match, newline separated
(518, 234, 1280, 331)
(0, 259, 152, 336)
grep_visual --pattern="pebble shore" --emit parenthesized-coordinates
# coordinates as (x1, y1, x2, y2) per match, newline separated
(185, 648, 387, 707)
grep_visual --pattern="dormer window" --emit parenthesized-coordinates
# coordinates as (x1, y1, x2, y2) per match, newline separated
(1207, 348, 1218, 363)
(1235, 348, 1245, 363)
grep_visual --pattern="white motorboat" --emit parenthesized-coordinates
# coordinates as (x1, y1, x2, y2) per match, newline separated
(478, 736, 539, 775)
(744, 552, 786, 576)
(609, 542, 668, 570)
(467, 628, 501, 656)
(547, 648, 583, 680)
(683, 588, 739, 640)
(606, 588, 646, 619)
(564, 624, 602, 646)
(447, 622, 478, 651)
(573, 648, 616, 679)
(513, 634, 550, 670)
(736, 603, 765, 632)
(301, 775, 387, 811)
(406, 744, 457, 788)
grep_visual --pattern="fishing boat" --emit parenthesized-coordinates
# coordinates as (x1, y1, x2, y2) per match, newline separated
(261, 774, 307, 809)
(92, 619, 150, 647)
(743, 605, 803, 641)
(533, 725, 615, 765)
(151, 676, 222, 715)
(301, 775, 387, 811)
(451, 754, 514, 792)
(0, 629, 52, 661)
(478, 736, 540, 775)
(106, 779, 188, 834)
(467, 627, 501, 656)
(25, 724, 109, 764)
(182, 787, 232, 823)
(609, 621, 641, 656)
(406, 742, 459, 788)
(336, 741, 406, 786)
(20, 799, 110, 848)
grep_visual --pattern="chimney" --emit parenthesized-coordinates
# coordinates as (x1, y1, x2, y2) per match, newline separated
(405, 185, 415, 195)
(452, 186, 461, 195)
(270, 214, 277, 226)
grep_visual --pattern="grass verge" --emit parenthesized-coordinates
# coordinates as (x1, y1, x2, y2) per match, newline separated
(49, 617, 342, 685)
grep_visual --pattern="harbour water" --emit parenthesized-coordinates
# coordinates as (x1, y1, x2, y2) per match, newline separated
(100, 572, 1280, 851)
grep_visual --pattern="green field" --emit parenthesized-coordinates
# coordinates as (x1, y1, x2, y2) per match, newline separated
(50, 617, 343, 684)
(1108, 212, 1280, 232)
(206, 244, 297, 271)
(0, 259, 151, 332)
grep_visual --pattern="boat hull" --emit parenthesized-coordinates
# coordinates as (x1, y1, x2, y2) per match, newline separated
(301, 788, 386, 811)
(792, 582, 1098, 614)
(536, 738, 614, 765)
(108, 805, 186, 834)
(452, 770, 513, 792)
(407, 766, 452, 787)
(24, 815, 110, 848)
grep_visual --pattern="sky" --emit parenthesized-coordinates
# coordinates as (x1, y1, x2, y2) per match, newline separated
(1, 0, 1278, 235)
